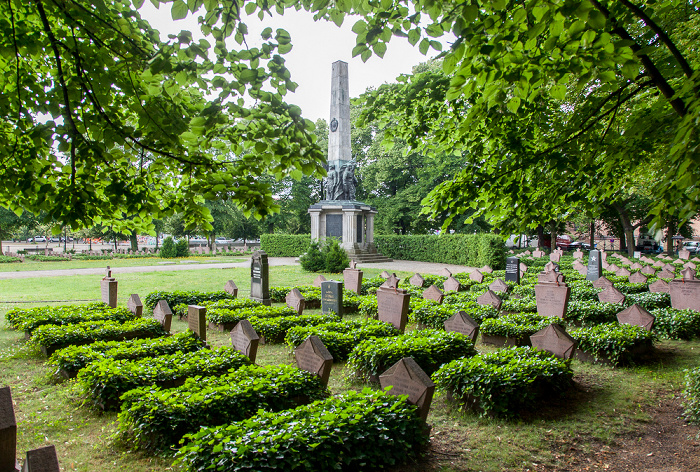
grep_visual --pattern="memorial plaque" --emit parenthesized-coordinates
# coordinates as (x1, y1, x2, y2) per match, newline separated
(573, 249, 583, 259)
(409, 273, 425, 288)
(633, 251, 641, 259)
(616, 267, 631, 277)
(598, 286, 626, 304)
(380, 273, 400, 289)
(127, 294, 143, 317)
(0, 386, 18, 472)
(489, 278, 509, 293)
(440, 268, 453, 277)
(670, 277, 700, 311)
(641, 265, 657, 275)
(294, 336, 334, 386)
(469, 270, 484, 283)
(422, 285, 444, 304)
(312, 275, 327, 287)
(549, 252, 561, 263)
(657, 269, 676, 279)
(679, 249, 691, 260)
(505, 257, 520, 283)
(21, 445, 60, 472)
(188, 305, 207, 341)
(532, 250, 545, 258)
(321, 280, 343, 316)
(535, 284, 570, 318)
(443, 311, 479, 343)
(285, 288, 306, 315)
(250, 250, 271, 306)
(616, 304, 655, 331)
(443, 276, 461, 293)
(628, 272, 648, 284)
(230, 320, 260, 363)
(100, 266, 118, 308)
(649, 279, 670, 293)
(153, 300, 173, 332)
(224, 280, 239, 297)
(379, 357, 435, 422)
(592, 276, 613, 289)
(325, 214, 343, 238)
(343, 268, 363, 295)
(476, 290, 502, 310)
(480, 265, 493, 274)
(377, 286, 411, 332)
(530, 324, 577, 359)
(586, 250, 603, 281)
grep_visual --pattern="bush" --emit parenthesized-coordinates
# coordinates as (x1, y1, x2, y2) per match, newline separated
(0, 255, 21, 263)
(6, 302, 133, 332)
(480, 313, 551, 339)
(299, 240, 326, 272)
(348, 329, 478, 381)
(207, 305, 297, 326)
(565, 300, 619, 325)
(175, 389, 427, 472)
(569, 323, 655, 366)
(248, 313, 341, 343)
(176, 239, 190, 257)
(118, 364, 330, 450)
(432, 347, 573, 417)
(322, 238, 349, 273)
(160, 236, 177, 258)
(683, 367, 700, 425)
(260, 234, 311, 256)
(143, 290, 235, 310)
(650, 308, 700, 340)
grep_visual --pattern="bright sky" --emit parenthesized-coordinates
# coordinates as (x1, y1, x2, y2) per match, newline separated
(139, 4, 441, 121)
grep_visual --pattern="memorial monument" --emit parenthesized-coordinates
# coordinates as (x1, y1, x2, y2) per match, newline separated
(308, 61, 390, 263)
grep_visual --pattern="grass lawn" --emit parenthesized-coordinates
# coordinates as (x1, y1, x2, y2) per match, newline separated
(0, 255, 247, 272)
(1, 264, 699, 471)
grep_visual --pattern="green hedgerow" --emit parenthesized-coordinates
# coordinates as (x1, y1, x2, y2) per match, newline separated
(682, 367, 700, 425)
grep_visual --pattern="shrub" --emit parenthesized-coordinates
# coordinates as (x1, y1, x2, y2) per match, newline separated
(176, 239, 190, 257)
(682, 367, 700, 425)
(565, 300, 619, 325)
(411, 300, 498, 329)
(569, 323, 655, 366)
(625, 292, 671, 310)
(650, 308, 700, 340)
(143, 290, 235, 310)
(208, 305, 297, 326)
(322, 238, 349, 273)
(160, 236, 177, 258)
(0, 255, 21, 263)
(172, 298, 258, 318)
(6, 302, 133, 332)
(118, 364, 330, 450)
(480, 313, 552, 339)
(432, 347, 573, 417)
(299, 240, 325, 272)
(249, 313, 341, 343)
(348, 329, 478, 381)
(260, 234, 311, 256)
(175, 389, 427, 472)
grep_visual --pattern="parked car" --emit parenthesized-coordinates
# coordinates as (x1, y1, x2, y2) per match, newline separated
(34, 236, 47, 243)
(567, 242, 591, 251)
(683, 241, 700, 254)
(215, 237, 230, 245)
(49, 237, 60, 243)
(26, 237, 34, 242)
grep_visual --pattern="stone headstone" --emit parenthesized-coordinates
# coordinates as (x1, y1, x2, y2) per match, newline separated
(230, 319, 260, 363)
(602, 262, 610, 270)
(598, 286, 626, 304)
(469, 270, 484, 283)
(653, 260, 665, 267)
(349, 260, 357, 269)
(679, 249, 691, 260)
(670, 272, 700, 311)
(443, 276, 461, 293)
(250, 250, 271, 306)
(422, 285, 444, 304)
(535, 283, 570, 319)
(549, 252, 561, 263)
(616, 304, 655, 331)
(480, 265, 493, 274)
(153, 300, 173, 332)
(343, 268, 363, 295)
(633, 251, 641, 259)
(615, 267, 631, 277)
(607, 263, 620, 273)
(294, 336, 334, 386)
(523, 250, 531, 255)
(572, 260, 585, 271)
(649, 279, 670, 293)
(377, 286, 410, 332)
(285, 288, 306, 315)
(409, 273, 425, 288)
(628, 272, 648, 284)
(657, 269, 676, 279)
(538, 270, 564, 284)
(530, 324, 577, 359)
(681, 267, 697, 280)
(379, 357, 435, 423)
(224, 280, 239, 297)
(592, 276, 613, 289)
(440, 268, 452, 277)
(443, 311, 479, 343)
(489, 278, 509, 293)
(630, 262, 643, 270)
(684, 261, 697, 270)
(476, 290, 502, 310)
(586, 250, 603, 281)
(21, 445, 60, 472)
(663, 263, 676, 273)
(544, 261, 558, 273)
(0, 386, 19, 472)
(100, 266, 118, 308)
(577, 266, 588, 276)
(127, 294, 143, 317)
(573, 249, 583, 259)
(380, 270, 391, 278)
(321, 280, 343, 316)
(505, 257, 520, 284)
(380, 273, 400, 289)
(641, 265, 657, 275)
(312, 275, 327, 287)
(187, 305, 207, 341)
(532, 250, 545, 258)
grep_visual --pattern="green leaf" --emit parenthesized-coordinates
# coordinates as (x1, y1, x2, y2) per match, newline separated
(171, 0, 188, 20)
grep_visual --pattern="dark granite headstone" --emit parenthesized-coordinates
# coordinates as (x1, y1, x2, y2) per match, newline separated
(21, 445, 60, 472)
(0, 386, 18, 472)
(325, 214, 343, 238)
(250, 250, 271, 306)
(343, 268, 363, 295)
(598, 286, 626, 304)
(230, 319, 260, 363)
(188, 305, 207, 341)
(321, 281, 343, 316)
(153, 300, 173, 332)
(586, 250, 603, 281)
(616, 304, 655, 331)
(312, 275, 327, 287)
(285, 288, 306, 315)
(379, 357, 435, 423)
(443, 311, 479, 343)
(476, 290, 502, 310)
(530, 324, 577, 359)
(469, 270, 484, 283)
(100, 266, 118, 308)
(294, 336, 334, 386)
(377, 286, 410, 332)
(224, 280, 238, 297)
(409, 273, 425, 288)
(443, 276, 461, 293)
(422, 285, 444, 304)
(505, 257, 520, 283)
(127, 294, 143, 317)
(628, 272, 648, 284)
(489, 278, 509, 293)
(649, 279, 670, 293)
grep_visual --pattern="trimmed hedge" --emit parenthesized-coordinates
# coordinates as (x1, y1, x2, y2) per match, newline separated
(480, 313, 551, 338)
(432, 347, 573, 417)
(172, 298, 259, 319)
(683, 367, 700, 425)
(6, 302, 136, 333)
(249, 313, 341, 343)
(569, 323, 655, 366)
(143, 290, 235, 311)
(375, 233, 506, 268)
(260, 234, 311, 256)
(208, 305, 297, 325)
(118, 364, 330, 450)
(175, 389, 427, 472)
(411, 300, 498, 329)
(650, 308, 700, 340)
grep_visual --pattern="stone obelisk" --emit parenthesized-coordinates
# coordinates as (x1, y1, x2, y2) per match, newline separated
(328, 61, 352, 171)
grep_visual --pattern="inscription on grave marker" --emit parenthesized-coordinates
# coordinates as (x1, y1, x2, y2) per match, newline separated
(444, 311, 479, 343)
(294, 336, 334, 386)
(188, 305, 207, 342)
(321, 281, 343, 316)
(379, 358, 435, 423)
(505, 257, 520, 284)
(230, 320, 260, 363)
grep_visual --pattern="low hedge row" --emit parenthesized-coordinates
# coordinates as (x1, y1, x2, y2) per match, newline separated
(285, 319, 400, 360)
(172, 298, 259, 319)
(143, 290, 235, 311)
(650, 308, 700, 340)
(565, 300, 619, 325)
(480, 313, 551, 339)
(500, 297, 538, 313)
(569, 323, 655, 366)
(29, 319, 168, 356)
(208, 305, 297, 325)
(432, 347, 573, 417)
(348, 329, 478, 381)
(118, 364, 330, 450)
(6, 302, 133, 332)
(411, 301, 498, 329)
(260, 234, 311, 256)
(268, 286, 362, 313)
(77, 346, 251, 410)
(175, 389, 427, 472)
(624, 292, 670, 310)
(249, 313, 341, 343)
(48, 331, 206, 378)
(683, 367, 700, 425)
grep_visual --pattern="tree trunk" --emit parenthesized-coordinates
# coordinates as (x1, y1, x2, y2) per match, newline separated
(589, 221, 595, 249)
(130, 233, 138, 252)
(0, 239, 3, 255)
(666, 220, 676, 256)
(537, 225, 544, 249)
(155, 232, 159, 250)
(613, 203, 637, 258)
(549, 222, 557, 252)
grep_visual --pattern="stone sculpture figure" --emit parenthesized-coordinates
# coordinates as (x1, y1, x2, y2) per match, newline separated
(324, 160, 358, 201)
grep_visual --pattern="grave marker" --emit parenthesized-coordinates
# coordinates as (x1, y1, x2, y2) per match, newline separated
(377, 286, 411, 332)
(649, 279, 670, 293)
(679, 249, 691, 260)
(380, 270, 391, 278)
(616, 304, 655, 331)
(469, 270, 484, 283)
(586, 250, 603, 281)
(422, 285, 444, 304)
(549, 252, 561, 263)
(21, 445, 60, 472)
(489, 278, 509, 293)
(380, 273, 400, 289)
(653, 260, 665, 267)
(294, 336, 333, 386)
(153, 300, 173, 332)
(0, 386, 18, 472)
(684, 261, 697, 270)
(250, 250, 271, 306)
(535, 274, 570, 319)
(480, 265, 493, 274)
(321, 281, 343, 316)
(409, 273, 425, 288)
(628, 272, 648, 284)
(633, 251, 641, 259)
(669, 269, 700, 311)
(663, 263, 676, 273)
(443, 311, 479, 343)
(188, 305, 207, 341)
(127, 294, 143, 317)
(230, 320, 260, 363)
(615, 267, 631, 277)
(532, 250, 545, 258)
(285, 288, 306, 315)
(657, 269, 676, 279)
(641, 265, 657, 275)
(379, 357, 435, 423)
(343, 267, 363, 295)
(530, 324, 577, 359)
(630, 262, 643, 270)
(573, 249, 583, 259)
(443, 276, 461, 293)
(598, 286, 626, 304)
(100, 266, 118, 308)
(440, 268, 452, 277)
(607, 263, 620, 273)
(592, 276, 613, 289)
(312, 275, 327, 287)
(505, 257, 520, 284)
(476, 290, 502, 310)
(224, 280, 238, 297)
